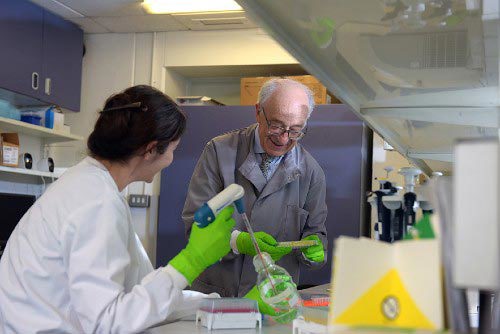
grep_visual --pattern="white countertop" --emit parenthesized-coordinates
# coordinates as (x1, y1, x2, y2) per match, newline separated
(146, 319, 293, 334)
(146, 284, 331, 334)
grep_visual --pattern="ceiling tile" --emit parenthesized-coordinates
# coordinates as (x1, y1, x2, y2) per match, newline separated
(69, 17, 110, 33)
(30, 0, 85, 18)
(30, 0, 259, 33)
(94, 14, 189, 33)
(51, 0, 145, 17)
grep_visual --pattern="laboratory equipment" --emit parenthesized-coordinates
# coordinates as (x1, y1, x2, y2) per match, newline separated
(453, 139, 499, 334)
(19, 153, 33, 169)
(276, 239, 318, 249)
(369, 166, 428, 241)
(432, 176, 470, 333)
(37, 157, 55, 173)
(253, 252, 302, 323)
(194, 183, 244, 228)
(399, 167, 422, 235)
(370, 166, 398, 242)
(195, 298, 261, 330)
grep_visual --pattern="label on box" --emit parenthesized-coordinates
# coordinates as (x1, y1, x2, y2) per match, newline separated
(2, 145, 19, 166)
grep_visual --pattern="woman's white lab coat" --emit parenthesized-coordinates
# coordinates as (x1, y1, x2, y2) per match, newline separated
(0, 157, 212, 333)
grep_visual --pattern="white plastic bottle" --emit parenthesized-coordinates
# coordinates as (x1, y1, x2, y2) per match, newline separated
(253, 252, 302, 323)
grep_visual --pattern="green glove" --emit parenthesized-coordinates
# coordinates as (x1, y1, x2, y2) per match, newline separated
(236, 231, 292, 261)
(301, 235, 324, 263)
(244, 285, 276, 316)
(169, 206, 235, 284)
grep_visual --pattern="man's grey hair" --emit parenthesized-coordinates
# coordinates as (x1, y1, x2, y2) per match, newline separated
(257, 78, 315, 117)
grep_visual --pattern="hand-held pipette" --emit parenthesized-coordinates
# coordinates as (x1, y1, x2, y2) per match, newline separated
(194, 184, 276, 293)
(194, 184, 245, 228)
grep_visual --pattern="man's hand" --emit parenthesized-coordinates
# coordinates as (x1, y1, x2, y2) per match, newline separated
(301, 234, 324, 263)
(236, 231, 292, 261)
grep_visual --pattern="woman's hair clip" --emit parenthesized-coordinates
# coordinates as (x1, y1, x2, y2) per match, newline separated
(100, 102, 148, 113)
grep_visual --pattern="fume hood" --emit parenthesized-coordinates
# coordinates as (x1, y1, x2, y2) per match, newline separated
(237, 0, 500, 174)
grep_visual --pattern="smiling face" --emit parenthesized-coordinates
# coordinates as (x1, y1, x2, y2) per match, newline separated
(256, 85, 309, 157)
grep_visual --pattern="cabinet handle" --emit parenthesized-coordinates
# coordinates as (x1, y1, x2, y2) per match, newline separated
(45, 78, 51, 95)
(32, 72, 39, 90)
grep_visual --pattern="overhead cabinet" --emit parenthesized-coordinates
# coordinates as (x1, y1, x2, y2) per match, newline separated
(0, 0, 83, 111)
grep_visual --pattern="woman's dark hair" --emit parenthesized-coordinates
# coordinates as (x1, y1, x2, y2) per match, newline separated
(88, 85, 186, 162)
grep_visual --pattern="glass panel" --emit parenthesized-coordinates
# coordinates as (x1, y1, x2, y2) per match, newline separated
(368, 116, 497, 151)
(245, 0, 499, 107)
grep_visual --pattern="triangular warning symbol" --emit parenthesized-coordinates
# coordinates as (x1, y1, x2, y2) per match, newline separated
(334, 269, 436, 329)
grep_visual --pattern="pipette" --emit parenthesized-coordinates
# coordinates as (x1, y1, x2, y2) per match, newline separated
(194, 184, 277, 293)
(239, 211, 276, 293)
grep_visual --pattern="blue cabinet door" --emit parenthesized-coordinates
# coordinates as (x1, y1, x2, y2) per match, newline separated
(0, 0, 43, 98)
(42, 10, 83, 111)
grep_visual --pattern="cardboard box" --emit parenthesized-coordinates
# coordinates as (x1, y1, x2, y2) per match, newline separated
(1, 133, 19, 167)
(240, 75, 341, 105)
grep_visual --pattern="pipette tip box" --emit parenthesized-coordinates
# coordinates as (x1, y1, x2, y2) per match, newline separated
(196, 298, 262, 330)
(301, 293, 330, 307)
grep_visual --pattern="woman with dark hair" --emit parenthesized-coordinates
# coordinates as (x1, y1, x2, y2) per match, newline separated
(0, 85, 236, 333)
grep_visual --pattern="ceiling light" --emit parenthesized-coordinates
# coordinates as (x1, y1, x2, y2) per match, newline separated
(143, 0, 243, 14)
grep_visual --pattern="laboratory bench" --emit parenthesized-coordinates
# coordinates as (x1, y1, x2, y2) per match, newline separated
(148, 284, 330, 334)
(145, 283, 445, 334)
(147, 319, 443, 334)
(147, 319, 293, 334)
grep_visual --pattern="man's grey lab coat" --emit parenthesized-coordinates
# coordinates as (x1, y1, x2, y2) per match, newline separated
(182, 124, 328, 297)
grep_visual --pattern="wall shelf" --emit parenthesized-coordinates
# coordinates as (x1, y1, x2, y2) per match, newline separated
(0, 116, 83, 143)
(0, 165, 58, 178)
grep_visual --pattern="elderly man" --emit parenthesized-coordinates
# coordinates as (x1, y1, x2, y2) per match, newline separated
(182, 78, 327, 297)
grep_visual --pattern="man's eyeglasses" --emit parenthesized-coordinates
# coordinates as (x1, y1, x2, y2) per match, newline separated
(260, 108, 306, 141)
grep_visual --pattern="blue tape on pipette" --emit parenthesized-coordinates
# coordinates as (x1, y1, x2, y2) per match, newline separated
(234, 198, 245, 214)
(194, 203, 216, 228)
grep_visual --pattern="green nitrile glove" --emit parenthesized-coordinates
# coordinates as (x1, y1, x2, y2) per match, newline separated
(301, 235, 324, 263)
(236, 231, 292, 261)
(244, 285, 277, 316)
(169, 206, 235, 284)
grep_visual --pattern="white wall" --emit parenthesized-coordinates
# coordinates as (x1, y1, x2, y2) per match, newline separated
(162, 29, 297, 67)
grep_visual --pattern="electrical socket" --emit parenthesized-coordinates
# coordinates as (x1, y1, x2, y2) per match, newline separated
(128, 194, 151, 208)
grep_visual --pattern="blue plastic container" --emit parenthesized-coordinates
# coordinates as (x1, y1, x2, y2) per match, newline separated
(19, 106, 55, 128)
(21, 115, 42, 126)
(0, 100, 21, 120)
